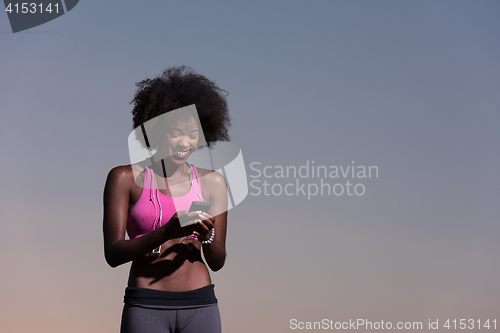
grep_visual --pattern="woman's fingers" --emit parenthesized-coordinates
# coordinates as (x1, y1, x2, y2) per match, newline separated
(200, 212, 214, 221)
(172, 211, 214, 239)
(177, 211, 204, 226)
(188, 211, 214, 227)
(180, 211, 213, 221)
(198, 214, 214, 229)
(195, 220, 212, 241)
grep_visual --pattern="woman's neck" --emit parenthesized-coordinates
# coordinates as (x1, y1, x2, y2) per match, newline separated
(151, 158, 189, 180)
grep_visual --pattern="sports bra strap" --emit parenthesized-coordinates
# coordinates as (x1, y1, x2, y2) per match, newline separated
(190, 165, 204, 201)
(143, 166, 154, 190)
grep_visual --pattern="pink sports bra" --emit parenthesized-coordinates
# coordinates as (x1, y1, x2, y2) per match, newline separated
(127, 165, 204, 240)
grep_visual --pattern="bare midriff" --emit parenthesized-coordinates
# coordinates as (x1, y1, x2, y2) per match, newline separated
(128, 238, 212, 292)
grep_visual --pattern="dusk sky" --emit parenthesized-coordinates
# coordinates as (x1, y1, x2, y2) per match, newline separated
(1, 1, 499, 332)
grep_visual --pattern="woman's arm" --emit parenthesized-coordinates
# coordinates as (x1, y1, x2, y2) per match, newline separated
(102, 166, 197, 267)
(197, 171, 229, 271)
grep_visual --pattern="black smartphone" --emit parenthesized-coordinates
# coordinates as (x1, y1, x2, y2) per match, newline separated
(188, 201, 211, 213)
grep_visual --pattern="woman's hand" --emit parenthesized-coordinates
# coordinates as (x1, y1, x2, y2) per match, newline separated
(191, 212, 214, 241)
(165, 210, 207, 239)
(170, 211, 214, 241)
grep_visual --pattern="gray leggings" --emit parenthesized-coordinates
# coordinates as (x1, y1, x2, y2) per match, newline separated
(120, 304, 221, 333)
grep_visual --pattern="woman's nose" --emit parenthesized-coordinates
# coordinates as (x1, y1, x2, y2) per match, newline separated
(179, 136, 190, 147)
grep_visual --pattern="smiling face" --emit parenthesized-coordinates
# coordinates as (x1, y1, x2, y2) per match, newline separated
(159, 116, 200, 165)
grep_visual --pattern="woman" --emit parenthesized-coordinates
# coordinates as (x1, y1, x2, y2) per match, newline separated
(103, 66, 230, 333)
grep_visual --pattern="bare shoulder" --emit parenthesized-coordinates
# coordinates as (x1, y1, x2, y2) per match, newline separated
(106, 164, 136, 189)
(108, 164, 134, 179)
(196, 167, 227, 188)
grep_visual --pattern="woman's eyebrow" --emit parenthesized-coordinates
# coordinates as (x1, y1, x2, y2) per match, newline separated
(169, 127, 199, 133)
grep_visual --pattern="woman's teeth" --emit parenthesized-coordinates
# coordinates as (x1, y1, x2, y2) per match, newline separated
(176, 151, 188, 157)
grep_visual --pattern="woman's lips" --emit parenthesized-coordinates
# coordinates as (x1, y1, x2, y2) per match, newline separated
(174, 150, 189, 158)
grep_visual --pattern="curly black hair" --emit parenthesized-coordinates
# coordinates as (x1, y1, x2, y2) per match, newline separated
(131, 66, 230, 147)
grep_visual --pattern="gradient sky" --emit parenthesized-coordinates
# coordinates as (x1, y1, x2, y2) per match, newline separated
(1, 1, 499, 332)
